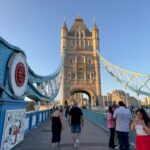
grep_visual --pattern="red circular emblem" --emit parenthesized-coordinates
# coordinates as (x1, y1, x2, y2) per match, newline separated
(15, 63, 26, 87)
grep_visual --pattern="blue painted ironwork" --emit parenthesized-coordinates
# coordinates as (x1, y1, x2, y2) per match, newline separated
(0, 35, 62, 149)
(25, 109, 51, 133)
(0, 36, 63, 101)
(97, 50, 150, 98)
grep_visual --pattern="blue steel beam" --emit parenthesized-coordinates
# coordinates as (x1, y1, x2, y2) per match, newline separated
(0, 36, 62, 101)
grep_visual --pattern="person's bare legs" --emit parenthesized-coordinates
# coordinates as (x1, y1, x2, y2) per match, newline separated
(76, 133, 80, 146)
(72, 133, 78, 147)
(52, 142, 55, 149)
(76, 133, 80, 139)
(72, 133, 80, 147)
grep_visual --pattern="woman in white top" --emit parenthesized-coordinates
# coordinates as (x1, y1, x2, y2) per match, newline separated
(130, 108, 150, 150)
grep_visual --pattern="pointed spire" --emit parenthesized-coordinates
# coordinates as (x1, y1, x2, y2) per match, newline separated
(93, 17, 98, 29)
(94, 18, 96, 25)
(76, 13, 82, 21)
(62, 17, 67, 29)
(77, 15, 82, 20)
(77, 12, 81, 19)
(64, 17, 66, 23)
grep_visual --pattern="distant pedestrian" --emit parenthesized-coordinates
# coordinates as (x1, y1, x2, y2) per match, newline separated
(50, 106, 55, 114)
(130, 108, 150, 150)
(112, 102, 118, 110)
(107, 106, 116, 149)
(129, 105, 135, 116)
(68, 100, 84, 148)
(60, 105, 64, 116)
(51, 107, 64, 148)
(113, 101, 132, 150)
(65, 104, 70, 119)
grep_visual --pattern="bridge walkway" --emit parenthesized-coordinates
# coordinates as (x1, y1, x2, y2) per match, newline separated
(13, 118, 135, 150)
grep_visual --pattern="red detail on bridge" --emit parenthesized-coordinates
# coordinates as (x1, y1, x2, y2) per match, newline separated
(15, 63, 26, 87)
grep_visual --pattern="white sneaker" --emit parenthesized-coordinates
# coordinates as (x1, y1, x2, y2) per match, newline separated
(76, 139, 79, 147)
(130, 142, 135, 147)
(115, 145, 119, 149)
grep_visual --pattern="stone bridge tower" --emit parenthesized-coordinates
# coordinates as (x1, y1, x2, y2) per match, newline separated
(60, 16, 101, 106)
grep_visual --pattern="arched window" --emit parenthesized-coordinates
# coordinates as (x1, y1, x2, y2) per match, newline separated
(87, 58, 92, 64)
(76, 31, 80, 38)
(69, 58, 73, 64)
(87, 73, 90, 80)
(77, 56, 84, 63)
(77, 72, 84, 80)
(87, 40, 90, 46)
(81, 41, 84, 49)
(81, 31, 84, 38)
(86, 57, 92, 64)
(68, 72, 71, 80)
(91, 72, 95, 81)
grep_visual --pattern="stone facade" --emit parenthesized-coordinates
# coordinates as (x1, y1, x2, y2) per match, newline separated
(60, 16, 101, 106)
(102, 89, 139, 107)
(143, 97, 150, 106)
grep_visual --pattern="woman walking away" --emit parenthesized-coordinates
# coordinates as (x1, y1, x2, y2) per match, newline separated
(51, 107, 64, 148)
(107, 106, 116, 149)
(130, 108, 150, 150)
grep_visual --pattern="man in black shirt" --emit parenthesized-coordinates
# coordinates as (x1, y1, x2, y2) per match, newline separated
(68, 101, 84, 148)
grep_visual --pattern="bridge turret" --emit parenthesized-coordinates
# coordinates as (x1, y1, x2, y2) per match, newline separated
(92, 18, 99, 51)
(61, 18, 68, 56)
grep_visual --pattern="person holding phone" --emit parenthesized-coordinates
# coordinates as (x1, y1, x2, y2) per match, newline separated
(130, 108, 150, 150)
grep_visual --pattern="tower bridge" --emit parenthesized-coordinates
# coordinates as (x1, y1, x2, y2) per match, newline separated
(60, 16, 101, 106)
(0, 17, 149, 149)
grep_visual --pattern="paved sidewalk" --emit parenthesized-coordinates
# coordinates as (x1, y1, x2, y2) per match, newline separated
(13, 118, 135, 150)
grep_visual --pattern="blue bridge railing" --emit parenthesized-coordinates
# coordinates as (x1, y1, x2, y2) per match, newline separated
(25, 109, 51, 133)
(82, 109, 136, 145)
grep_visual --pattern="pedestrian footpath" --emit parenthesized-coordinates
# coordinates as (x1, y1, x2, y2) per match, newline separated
(13, 118, 135, 150)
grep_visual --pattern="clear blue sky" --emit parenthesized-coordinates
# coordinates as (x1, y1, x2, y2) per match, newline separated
(0, 0, 150, 96)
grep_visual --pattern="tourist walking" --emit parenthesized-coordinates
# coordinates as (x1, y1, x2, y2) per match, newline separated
(130, 108, 150, 150)
(113, 101, 132, 150)
(65, 104, 70, 119)
(51, 107, 64, 148)
(107, 106, 116, 149)
(68, 100, 84, 148)
(59, 105, 64, 116)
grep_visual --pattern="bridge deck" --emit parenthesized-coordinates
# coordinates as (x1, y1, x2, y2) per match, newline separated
(13, 118, 135, 150)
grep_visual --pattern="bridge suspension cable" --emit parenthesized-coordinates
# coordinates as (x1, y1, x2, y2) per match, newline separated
(26, 57, 64, 101)
(97, 50, 150, 97)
